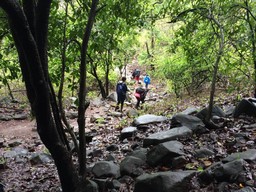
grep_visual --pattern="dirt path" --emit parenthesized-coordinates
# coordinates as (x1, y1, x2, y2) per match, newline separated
(0, 60, 156, 139)
(0, 119, 37, 139)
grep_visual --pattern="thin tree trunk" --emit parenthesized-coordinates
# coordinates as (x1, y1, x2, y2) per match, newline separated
(206, 17, 224, 121)
(77, 0, 99, 176)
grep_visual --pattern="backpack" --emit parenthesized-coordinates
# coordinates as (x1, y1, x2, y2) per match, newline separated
(144, 76, 150, 84)
(116, 82, 125, 95)
(135, 87, 146, 98)
(134, 69, 140, 77)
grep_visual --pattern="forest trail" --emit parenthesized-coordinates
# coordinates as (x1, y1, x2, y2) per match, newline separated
(0, 60, 160, 140)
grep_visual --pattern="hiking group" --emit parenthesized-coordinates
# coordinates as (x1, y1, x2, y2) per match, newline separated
(115, 69, 151, 112)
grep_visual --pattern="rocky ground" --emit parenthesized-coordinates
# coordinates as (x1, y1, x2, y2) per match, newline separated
(0, 78, 256, 191)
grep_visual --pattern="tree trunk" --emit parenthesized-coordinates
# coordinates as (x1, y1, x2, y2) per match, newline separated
(77, 0, 99, 176)
(0, 1, 79, 191)
(206, 16, 224, 121)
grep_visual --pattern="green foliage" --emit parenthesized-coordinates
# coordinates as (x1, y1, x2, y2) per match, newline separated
(1, 0, 256, 100)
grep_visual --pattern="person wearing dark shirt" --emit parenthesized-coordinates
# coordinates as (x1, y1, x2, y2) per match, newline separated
(115, 77, 128, 113)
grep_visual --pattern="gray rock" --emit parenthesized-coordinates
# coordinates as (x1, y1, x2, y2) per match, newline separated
(106, 144, 119, 151)
(90, 114, 104, 123)
(110, 111, 123, 117)
(199, 159, 247, 184)
(233, 98, 256, 118)
(179, 106, 199, 115)
(128, 148, 148, 161)
(143, 126, 192, 147)
(171, 156, 187, 169)
(120, 156, 145, 177)
(233, 186, 255, 192)
(85, 180, 99, 192)
(195, 148, 215, 158)
(146, 140, 185, 166)
(214, 159, 246, 182)
(222, 149, 256, 162)
(0, 114, 12, 121)
(107, 92, 117, 102)
(91, 98, 103, 107)
(196, 105, 226, 120)
(120, 126, 137, 141)
(30, 153, 53, 165)
(8, 139, 22, 147)
(92, 161, 120, 178)
(171, 114, 207, 133)
(127, 109, 139, 118)
(133, 114, 168, 126)
(134, 171, 196, 192)
(13, 113, 28, 120)
(223, 105, 235, 116)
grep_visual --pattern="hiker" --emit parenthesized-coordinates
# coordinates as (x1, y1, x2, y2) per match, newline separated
(115, 77, 128, 113)
(132, 69, 140, 84)
(143, 74, 151, 89)
(134, 82, 148, 109)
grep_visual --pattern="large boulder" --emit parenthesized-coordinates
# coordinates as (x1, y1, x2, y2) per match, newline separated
(198, 159, 246, 184)
(146, 140, 185, 166)
(233, 98, 256, 118)
(92, 161, 120, 178)
(120, 156, 145, 177)
(143, 126, 192, 147)
(196, 105, 226, 120)
(171, 114, 207, 133)
(133, 114, 168, 126)
(134, 171, 196, 192)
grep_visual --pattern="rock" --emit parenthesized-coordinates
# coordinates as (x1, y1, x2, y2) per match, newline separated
(120, 126, 137, 141)
(92, 161, 120, 178)
(179, 106, 199, 115)
(223, 104, 235, 116)
(195, 148, 215, 158)
(143, 126, 192, 147)
(66, 110, 78, 119)
(196, 105, 226, 120)
(171, 114, 208, 133)
(171, 156, 187, 169)
(146, 140, 185, 166)
(198, 159, 247, 184)
(0, 114, 12, 121)
(126, 109, 139, 118)
(233, 98, 256, 118)
(233, 186, 255, 192)
(30, 153, 53, 165)
(85, 180, 99, 192)
(128, 148, 148, 161)
(90, 114, 104, 123)
(106, 144, 119, 151)
(213, 159, 246, 182)
(88, 149, 103, 158)
(120, 156, 145, 177)
(222, 149, 256, 162)
(13, 113, 28, 120)
(110, 111, 123, 117)
(134, 171, 196, 192)
(8, 139, 22, 147)
(91, 98, 103, 107)
(107, 92, 117, 102)
(133, 114, 168, 126)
